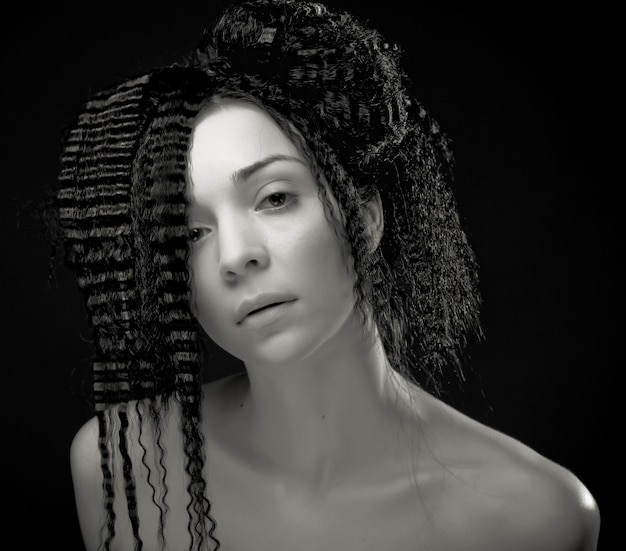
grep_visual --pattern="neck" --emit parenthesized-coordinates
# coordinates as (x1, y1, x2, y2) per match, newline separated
(232, 313, 417, 489)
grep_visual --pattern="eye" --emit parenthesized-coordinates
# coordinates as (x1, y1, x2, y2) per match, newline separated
(256, 192, 295, 211)
(188, 227, 210, 243)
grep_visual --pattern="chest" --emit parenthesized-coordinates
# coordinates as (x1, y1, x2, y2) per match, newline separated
(129, 449, 428, 550)
(207, 476, 421, 551)
(122, 421, 520, 551)
(188, 448, 502, 551)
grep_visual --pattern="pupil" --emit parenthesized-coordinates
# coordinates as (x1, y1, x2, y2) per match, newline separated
(270, 193, 284, 206)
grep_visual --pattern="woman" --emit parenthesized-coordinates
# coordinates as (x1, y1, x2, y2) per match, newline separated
(53, 1, 600, 549)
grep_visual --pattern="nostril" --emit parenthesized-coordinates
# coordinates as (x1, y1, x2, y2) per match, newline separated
(219, 248, 268, 280)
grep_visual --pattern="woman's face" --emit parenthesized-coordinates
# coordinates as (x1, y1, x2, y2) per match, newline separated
(187, 100, 359, 367)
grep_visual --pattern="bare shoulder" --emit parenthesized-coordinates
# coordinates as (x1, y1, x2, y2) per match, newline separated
(69, 414, 104, 551)
(69, 400, 178, 551)
(70, 414, 100, 487)
(70, 397, 181, 480)
(69, 403, 143, 476)
(413, 388, 601, 550)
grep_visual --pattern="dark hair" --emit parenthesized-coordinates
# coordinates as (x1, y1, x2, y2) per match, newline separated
(188, 0, 482, 388)
(50, 1, 482, 548)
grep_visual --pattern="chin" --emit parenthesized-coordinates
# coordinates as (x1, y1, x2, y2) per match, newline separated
(223, 329, 325, 370)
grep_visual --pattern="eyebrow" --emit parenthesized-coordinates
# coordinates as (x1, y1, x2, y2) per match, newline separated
(232, 154, 307, 186)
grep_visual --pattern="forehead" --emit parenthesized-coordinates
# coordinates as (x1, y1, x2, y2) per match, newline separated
(189, 101, 303, 182)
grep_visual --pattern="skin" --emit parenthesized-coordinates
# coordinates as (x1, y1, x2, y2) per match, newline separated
(70, 100, 600, 550)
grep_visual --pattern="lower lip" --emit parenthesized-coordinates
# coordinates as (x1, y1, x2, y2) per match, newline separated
(239, 300, 296, 329)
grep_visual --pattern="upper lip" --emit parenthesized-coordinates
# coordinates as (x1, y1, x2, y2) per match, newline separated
(235, 293, 296, 324)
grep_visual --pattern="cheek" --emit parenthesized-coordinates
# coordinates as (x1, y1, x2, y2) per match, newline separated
(297, 216, 354, 289)
(188, 256, 222, 322)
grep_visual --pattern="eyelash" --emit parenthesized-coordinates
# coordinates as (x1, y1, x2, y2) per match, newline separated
(256, 192, 296, 211)
(188, 227, 209, 243)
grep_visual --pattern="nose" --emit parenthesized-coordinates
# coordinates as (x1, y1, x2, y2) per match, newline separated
(217, 216, 269, 281)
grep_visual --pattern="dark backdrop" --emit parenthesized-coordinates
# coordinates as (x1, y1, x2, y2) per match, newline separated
(3, 1, 616, 549)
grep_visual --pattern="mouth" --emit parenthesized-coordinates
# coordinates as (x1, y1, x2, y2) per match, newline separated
(247, 302, 285, 316)
(236, 295, 297, 325)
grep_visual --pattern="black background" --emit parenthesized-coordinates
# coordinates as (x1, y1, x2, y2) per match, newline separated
(3, 1, 616, 549)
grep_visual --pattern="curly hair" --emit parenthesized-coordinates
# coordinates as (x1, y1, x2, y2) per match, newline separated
(189, 0, 482, 388)
(50, 1, 482, 549)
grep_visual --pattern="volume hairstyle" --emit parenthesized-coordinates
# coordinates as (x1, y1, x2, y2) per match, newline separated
(187, 0, 483, 390)
(47, 0, 483, 549)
